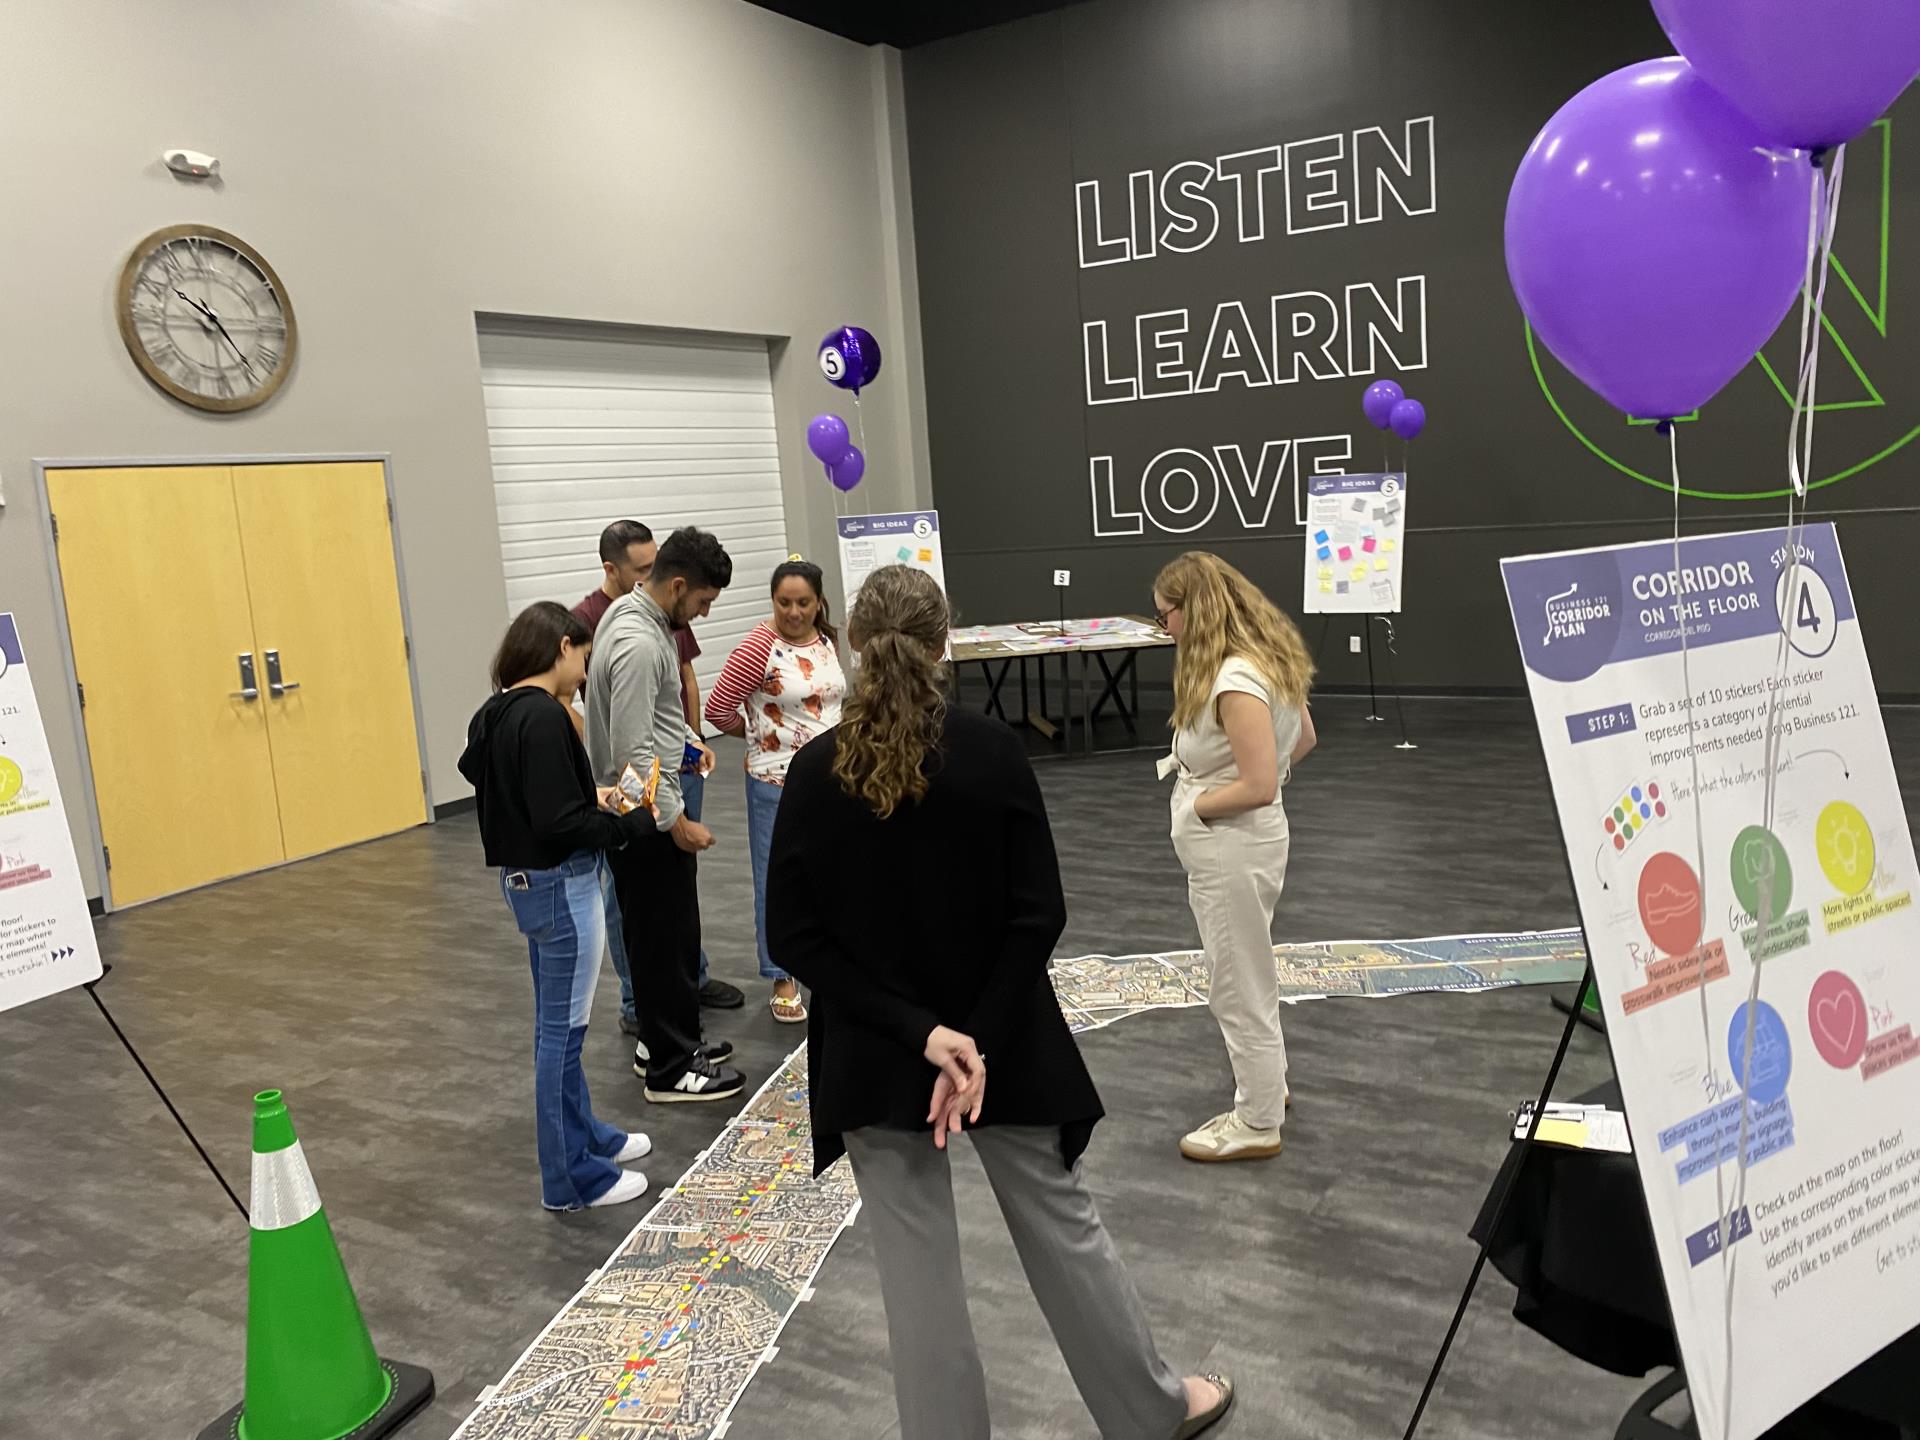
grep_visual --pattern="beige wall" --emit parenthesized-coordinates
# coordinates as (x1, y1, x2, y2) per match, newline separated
(0, 0, 929, 898)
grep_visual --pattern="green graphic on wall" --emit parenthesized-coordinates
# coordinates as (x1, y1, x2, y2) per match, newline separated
(1531, 121, 1918, 501)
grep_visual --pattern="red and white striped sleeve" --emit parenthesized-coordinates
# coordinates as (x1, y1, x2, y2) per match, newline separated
(704, 624, 777, 730)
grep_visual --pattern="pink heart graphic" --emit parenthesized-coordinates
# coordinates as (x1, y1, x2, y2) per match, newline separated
(1815, 991, 1859, 1054)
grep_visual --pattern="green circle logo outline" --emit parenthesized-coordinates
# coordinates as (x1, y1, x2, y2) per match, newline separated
(1526, 322, 1920, 502)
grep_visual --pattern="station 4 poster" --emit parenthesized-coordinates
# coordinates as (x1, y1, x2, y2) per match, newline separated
(0, 613, 103, 1012)
(1502, 526, 1920, 1440)
(1302, 471, 1408, 615)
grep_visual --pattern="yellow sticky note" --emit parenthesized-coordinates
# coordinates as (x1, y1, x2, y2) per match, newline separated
(1374, 557, 1389, 572)
(918, 548, 933, 562)
(1383, 538, 1397, 553)
(1535, 1117, 1590, 1149)
(1319, 579, 1333, 593)
(1351, 565, 1366, 581)
(1318, 565, 1334, 580)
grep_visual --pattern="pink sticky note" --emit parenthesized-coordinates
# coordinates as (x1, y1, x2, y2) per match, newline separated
(1362, 536, 1378, 554)
(1337, 545, 1353, 562)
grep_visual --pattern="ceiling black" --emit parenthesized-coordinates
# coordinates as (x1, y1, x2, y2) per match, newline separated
(741, 0, 1087, 48)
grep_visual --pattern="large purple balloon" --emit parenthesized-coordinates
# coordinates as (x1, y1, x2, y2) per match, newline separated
(1388, 398, 1426, 441)
(1506, 58, 1811, 421)
(807, 413, 850, 465)
(1653, 0, 1920, 150)
(819, 326, 883, 395)
(1361, 379, 1404, 430)
(827, 445, 865, 493)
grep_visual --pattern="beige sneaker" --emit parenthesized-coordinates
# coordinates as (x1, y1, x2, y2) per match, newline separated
(1180, 1111, 1283, 1163)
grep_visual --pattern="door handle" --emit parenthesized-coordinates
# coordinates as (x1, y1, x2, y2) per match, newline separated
(231, 652, 260, 701)
(264, 649, 302, 697)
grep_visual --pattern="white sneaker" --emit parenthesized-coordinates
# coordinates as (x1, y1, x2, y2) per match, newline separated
(1180, 1111, 1283, 1163)
(614, 1132, 653, 1164)
(588, 1169, 650, 1207)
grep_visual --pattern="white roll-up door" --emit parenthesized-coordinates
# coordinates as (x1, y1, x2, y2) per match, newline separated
(478, 321, 788, 694)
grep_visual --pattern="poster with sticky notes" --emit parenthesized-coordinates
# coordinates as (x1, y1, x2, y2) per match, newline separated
(837, 511, 950, 643)
(1303, 472, 1409, 615)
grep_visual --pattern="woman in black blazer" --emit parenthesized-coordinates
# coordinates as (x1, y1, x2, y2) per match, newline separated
(766, 565, 1233, 1440)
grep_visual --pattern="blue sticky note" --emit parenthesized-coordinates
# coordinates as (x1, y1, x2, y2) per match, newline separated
(1314, 529, 1330, 544)
(1316, 545, 1332, 561)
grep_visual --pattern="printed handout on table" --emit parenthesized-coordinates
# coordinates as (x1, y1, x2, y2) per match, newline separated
(1502, 525, 1920, 1440)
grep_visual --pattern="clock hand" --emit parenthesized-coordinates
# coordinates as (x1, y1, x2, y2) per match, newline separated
(175, 288, 256, 379)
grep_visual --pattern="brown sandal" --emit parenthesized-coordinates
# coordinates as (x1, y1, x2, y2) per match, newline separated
(1175, 1373, 1234, 1438)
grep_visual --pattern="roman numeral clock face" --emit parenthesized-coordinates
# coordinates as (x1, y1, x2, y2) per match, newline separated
(116, 225, 296, 412)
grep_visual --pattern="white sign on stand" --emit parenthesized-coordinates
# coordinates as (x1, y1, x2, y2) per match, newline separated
(1502, 526, 1920, 1440)
(1303, 471, 1409, 615)
(835, 511, 948, 622)
(0, 612, 103, 1013)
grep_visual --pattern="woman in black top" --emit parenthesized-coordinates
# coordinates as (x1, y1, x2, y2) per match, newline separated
(766, 566, 1234, 1440)
(459, 602, 657, 1212)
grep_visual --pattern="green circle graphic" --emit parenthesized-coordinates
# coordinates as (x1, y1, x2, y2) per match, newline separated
(1730, 824, 1795, 920)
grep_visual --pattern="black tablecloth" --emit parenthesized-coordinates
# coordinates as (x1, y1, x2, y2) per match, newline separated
(1469, 1079, 1920, 1434)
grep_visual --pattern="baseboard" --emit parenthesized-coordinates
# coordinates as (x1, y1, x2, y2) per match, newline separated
(434, 796, 476, 820)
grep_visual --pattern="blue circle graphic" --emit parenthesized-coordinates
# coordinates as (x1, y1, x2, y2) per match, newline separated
(1728, 1001, 1792, 1105)
(1631, 787, 1643, 802)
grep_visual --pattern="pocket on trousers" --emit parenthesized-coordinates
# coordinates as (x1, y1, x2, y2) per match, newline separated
(1170, 789, 1213, 863)
(502, 871, 558, 937)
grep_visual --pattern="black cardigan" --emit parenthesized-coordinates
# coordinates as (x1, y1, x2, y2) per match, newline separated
(766, 707, 1103, 1174)
(458, 687, 650, 870)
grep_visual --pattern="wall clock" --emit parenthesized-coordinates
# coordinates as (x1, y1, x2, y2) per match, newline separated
(117, 224, 296, 413)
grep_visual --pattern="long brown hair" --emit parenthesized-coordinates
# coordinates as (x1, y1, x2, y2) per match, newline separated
(491, 602, 592, 692)
(1154, 553, 1313, 730)
(832, 566, 949, 818)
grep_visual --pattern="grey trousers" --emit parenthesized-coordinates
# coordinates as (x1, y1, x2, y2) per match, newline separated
(843, 1124, 1189, 1440)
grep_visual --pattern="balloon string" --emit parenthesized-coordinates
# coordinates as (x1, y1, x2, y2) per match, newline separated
(1787, 147, 1846, 497)
(853, 393, 870, 519)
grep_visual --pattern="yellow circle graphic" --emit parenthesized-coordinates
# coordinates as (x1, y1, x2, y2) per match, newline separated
(1816, 800, 1876, 896)
(0, 756, 21, 805)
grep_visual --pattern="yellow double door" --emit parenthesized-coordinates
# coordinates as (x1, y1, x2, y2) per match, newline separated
(49, 462, 426, 907)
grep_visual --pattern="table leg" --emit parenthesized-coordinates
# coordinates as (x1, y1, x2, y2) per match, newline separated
(1080, 650, 1093, 756)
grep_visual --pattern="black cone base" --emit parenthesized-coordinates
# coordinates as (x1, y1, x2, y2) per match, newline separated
(197, 1359, 435, 1440)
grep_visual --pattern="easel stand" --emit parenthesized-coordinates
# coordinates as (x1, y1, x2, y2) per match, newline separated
(1313, 614, 1418, 749)
(84, 963, 250, 1222)
(1401, 965, 1593, 1440)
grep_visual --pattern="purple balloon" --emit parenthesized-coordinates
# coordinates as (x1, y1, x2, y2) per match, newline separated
(819, 326, 883, 394)
(1653, 0, 1920, 150)
(1506, 58, 1811, 421)
(807, 413, 851, 465)
(827, 445, 865, 493)
(1361, 379, 1404, 430)
(1388, 398, 1426, 441)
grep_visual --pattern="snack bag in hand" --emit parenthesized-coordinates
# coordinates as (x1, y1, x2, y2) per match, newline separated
(614, 757, 661, 819)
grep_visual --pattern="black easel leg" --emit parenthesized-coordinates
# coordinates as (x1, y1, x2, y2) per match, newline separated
(85, 978, 250, 1222)
(1365, 619, 1382, 721)
(1375, 617, 1417, 750)
(1400, 966, 1594, 1440)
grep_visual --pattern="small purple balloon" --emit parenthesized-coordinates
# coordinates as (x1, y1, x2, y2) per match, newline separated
(1361, 379, 1404, 430)
(1653, 0, 1920, 150)
(1506, 58, 1810, 420)
(819, 326, 883, 395)
(807, 413, 851, 466)
(827, 445, 865, 493)
(1388, 398, 1426, 441)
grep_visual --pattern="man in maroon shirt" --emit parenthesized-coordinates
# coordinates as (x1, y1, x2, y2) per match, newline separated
(574, 520, 744, 1030)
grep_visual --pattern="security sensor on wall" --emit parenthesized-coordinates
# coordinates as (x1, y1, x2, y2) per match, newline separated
(163, 150, 220, 180)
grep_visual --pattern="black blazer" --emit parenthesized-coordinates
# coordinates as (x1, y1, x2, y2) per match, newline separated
(767, 707, 1103, 1175)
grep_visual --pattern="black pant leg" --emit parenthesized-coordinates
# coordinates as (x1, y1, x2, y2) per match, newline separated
(611, 832, 702, 1082)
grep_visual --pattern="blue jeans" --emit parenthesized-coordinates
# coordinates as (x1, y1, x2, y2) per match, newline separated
(500, 852, 628, 1210)
(746, 775, 790, 982)
(607, 768, 711, 1023)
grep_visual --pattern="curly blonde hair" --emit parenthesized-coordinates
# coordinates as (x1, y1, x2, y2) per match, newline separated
(1154, 552, 1314, 731)
(832, 565, 950, 818)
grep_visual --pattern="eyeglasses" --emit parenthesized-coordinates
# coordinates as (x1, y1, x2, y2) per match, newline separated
(1153, 605, 1177, 628)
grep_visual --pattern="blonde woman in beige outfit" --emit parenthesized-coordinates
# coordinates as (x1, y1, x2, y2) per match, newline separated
(1152, 553, 1317, 1163)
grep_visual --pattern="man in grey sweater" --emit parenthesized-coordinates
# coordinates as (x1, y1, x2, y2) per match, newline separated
(586, 527, 746, 1103)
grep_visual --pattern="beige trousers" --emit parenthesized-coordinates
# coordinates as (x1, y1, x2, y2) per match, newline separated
(1171, 779, 1291, 1130)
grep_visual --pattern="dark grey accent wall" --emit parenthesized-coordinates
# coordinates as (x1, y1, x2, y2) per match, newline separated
(905, 0, 1920, 694)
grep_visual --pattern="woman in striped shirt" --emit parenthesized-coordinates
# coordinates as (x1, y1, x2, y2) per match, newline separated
(704, 558, 848, 1023)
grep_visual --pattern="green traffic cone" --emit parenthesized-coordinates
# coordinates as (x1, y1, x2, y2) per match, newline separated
(199, 1090, 434, 1440)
